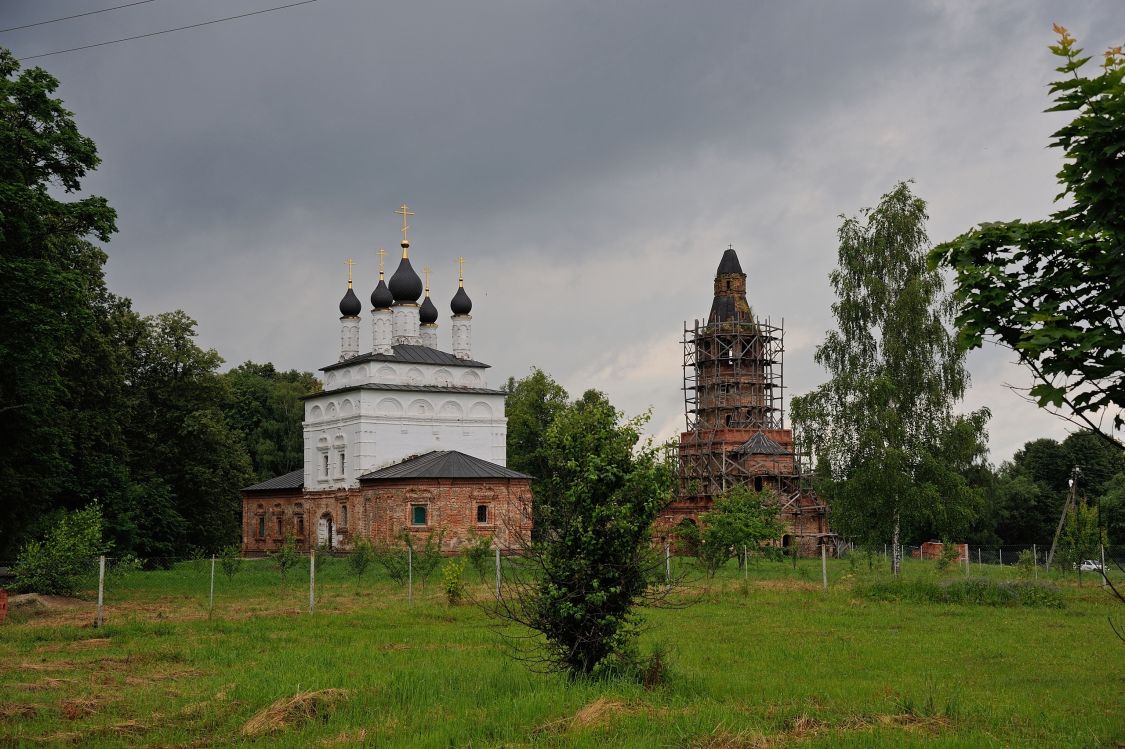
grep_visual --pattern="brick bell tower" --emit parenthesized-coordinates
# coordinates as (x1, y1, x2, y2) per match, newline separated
(669, 246, 831, 556)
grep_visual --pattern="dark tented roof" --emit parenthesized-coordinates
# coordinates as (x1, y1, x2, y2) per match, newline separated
(716, 248, 744, 275)
(243, 469, 304, 492)
(322, 344, 489, 372)
(733, 432, 788, 456)
(358, 450, 531, 481)
(307, 382, 505, 399)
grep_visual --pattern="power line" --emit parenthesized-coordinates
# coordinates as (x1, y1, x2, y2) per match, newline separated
(1, 1, 159, 34)
(18, 0, 322, 61)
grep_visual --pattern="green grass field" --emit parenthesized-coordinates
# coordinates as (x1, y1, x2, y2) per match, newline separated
(1, 555, 1122, 748)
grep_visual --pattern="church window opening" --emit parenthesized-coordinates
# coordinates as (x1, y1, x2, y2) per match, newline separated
(476, 504, 489, 524)
(754, 476, 763, 492)
(340, 503, 348, 527)
(322, 453, 329, 478)
(296, 515, 305, 535)
(257, 517, 265, 538)
(337, 451, 345, 477)
(411, 504, 428, 526)
(276, 517, 283, 536)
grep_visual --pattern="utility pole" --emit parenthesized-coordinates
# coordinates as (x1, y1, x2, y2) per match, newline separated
(1046, 466, 1080, 573)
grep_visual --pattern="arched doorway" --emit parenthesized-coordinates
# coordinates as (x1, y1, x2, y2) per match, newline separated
(317, 513, 334, 550)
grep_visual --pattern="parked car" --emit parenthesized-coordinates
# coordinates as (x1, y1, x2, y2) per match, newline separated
(1078, 560, 1103, 572)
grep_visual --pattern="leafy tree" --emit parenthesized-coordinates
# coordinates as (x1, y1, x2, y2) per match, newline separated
(931, 27, 1125, 450)
(494, 389, 675, 676)
(402, 529, 445, 590)
(347, 537, 375, 587)
(0, 49, 124, 557)
(1057, 497, 1107, 584)
(272, 533, 300, 586)
(13, 504, 108, 596)
(373, 540, 410, 586)
(505, 367, 570, 539)
(222, 362, 320, 481)
(219, 543, 243, 581)
(462, 530, 493, 582)
(442, 556, 468, 605)
(791, 182, 988, 576)
(1099, 473, 1125, 547)
(687, 486, 783, 577)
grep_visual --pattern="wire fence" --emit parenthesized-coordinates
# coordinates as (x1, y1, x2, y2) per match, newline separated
(0, 542, 1121, 627)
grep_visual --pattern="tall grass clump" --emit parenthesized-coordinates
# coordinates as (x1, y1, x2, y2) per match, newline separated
(861, 577, 1064, 608)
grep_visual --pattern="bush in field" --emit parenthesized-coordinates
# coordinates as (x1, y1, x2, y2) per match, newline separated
(688, 486, 783, 578)
(271, 534, 300, 585)
(373, 539, 410, 586)
(403, 529, 445, 589)
(442, 556, 467, 605)
(463, 530, 493, 582)
(936, 541, 962, 574)
(1016, 548, 1037, 579)
(219, 543, 243, 581)
(13, 504, 108, 596)
(348, 537, 375, 587)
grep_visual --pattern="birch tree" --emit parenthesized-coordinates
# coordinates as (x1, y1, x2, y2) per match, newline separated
(791, 182, 987, 576)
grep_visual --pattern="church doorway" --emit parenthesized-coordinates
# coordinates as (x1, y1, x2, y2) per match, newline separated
(318, 513, 334, 549)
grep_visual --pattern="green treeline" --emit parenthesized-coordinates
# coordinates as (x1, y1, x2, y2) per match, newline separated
(0, 50, 319, 560)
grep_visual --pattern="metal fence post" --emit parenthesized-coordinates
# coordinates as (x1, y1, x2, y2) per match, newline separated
(821, 544, 828, 592)
(494, 544, 501, 601)
(209, 554, 216, 617)
(743, 545, 748, 580)
(308, 548, 316, 614)
(95, 555, 105, 628)
(664, 540, 671, 589)
(1102, 544, 1108, 589)
(408, 544, 413, 605)
(1033, 544, 1038, 580)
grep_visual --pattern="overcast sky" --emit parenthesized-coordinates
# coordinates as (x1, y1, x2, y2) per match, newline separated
(6, 0, 1121, 462)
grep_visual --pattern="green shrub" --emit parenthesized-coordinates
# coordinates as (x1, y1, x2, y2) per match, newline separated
(271, 534, 300, 585)
(463, 530, 493, 582)
(13, 504, 108, 596)
(348, 537, 375, 586)
(373, 539, 410, 586)
(219, 544, 243, 581)
(860, 577, 1064, 608)
(935, 541, 962, 573)
(1015, 549, 1037, 579)
(442, 557, 467, 605)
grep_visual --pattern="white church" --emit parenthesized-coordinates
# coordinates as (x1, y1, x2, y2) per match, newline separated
(241, 208, 531, 554)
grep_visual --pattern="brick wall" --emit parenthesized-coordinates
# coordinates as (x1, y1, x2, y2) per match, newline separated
(241, 477, 533, 554)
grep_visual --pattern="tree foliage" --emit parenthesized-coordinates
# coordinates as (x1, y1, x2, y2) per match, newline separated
(1057, 497, 1107, 584)
(494, 388, 675, 677)
(685, 486, 783, 577)
(505, 367, 571, 538)
(791, 182, 988, 574)
(13, 504, 107, 596)
(931, 27, 1125, 449)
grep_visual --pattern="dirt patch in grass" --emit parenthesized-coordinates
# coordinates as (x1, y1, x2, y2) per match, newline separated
(240, 688, 351, 737)
(59, 697, 102, 720)
(42, 719, 148, 744)
(34, 638, 111, 654)
(11, 677, 77, 691)
(0, 702, 43, 720)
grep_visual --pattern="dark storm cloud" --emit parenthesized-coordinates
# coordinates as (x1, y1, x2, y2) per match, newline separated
(4, 0, 1121, 460)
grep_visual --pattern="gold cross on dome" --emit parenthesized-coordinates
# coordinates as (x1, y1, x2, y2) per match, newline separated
(377, 247, 386, 277)
(423, 266, 431, 294)
(395, 203, 415, 242)
(345, 258, 354, 287)
(457, 256, 465, 287)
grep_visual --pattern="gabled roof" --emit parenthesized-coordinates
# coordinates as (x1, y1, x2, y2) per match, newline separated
(243, 469, 304, 492)
(732, 431, 788, 456)
(322, 344, 489, 372)
(358, 450, 531, 481)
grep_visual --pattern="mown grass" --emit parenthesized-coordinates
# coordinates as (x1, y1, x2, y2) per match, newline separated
(1, 555, 1122, 748)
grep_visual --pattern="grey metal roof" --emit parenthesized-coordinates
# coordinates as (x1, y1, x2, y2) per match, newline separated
(358, 451, 531, 481)
(732, 431, 788, 456)
(322, 344, 489, 372)
(304, 382, 505, 400)
(242, 469, 304, 492)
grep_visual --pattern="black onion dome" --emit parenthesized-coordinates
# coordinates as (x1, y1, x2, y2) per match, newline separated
(370, 279, 393, 309)
(419, 295, 438, 324)
(388, 256, 423, 302)
(450, 286, 472, 315)
(339, 287, 362, 317)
